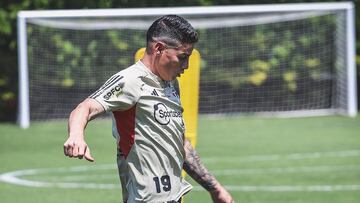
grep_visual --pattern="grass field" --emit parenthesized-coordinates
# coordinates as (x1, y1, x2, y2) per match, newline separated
(0, 115, 360, 203)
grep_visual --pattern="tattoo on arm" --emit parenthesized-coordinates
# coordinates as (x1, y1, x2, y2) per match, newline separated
(183, 139, 217, 191)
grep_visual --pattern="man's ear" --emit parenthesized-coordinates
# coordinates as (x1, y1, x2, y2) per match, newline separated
(154, 42, 165, 55)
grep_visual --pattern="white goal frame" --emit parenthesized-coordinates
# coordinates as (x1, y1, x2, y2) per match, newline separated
(17, 2, 357, 128)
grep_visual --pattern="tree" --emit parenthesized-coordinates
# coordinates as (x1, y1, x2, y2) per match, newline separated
(0, 0, 358, 121)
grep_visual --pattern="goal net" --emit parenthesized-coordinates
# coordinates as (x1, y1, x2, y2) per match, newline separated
(17, 3, 357, 128)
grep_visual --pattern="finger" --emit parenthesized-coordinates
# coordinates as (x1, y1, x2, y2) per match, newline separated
(64, 143, 72, 157)
(63, 140, 72, 156)
(78, 145, 85, 159)
(67, 143, 74, 157)
(63, 144, 68, 156)
(72, 145, 79, 157)
(84, 146, 95, 162)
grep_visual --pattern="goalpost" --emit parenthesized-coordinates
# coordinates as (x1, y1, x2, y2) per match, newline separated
(17, 2, 357, 129)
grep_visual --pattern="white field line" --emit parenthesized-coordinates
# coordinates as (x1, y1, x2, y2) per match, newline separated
(23, 164, 360, 182)
(211, 164, 360, 175)
(2, 168, 360, 192)
(202, 149, 360, 163)
(1, 149, 360, 191)
(193, 185, 360, 192)
(44, 174, 118, 181)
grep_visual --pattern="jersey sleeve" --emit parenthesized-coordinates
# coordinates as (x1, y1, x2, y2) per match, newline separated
(89, 73, 141, 112)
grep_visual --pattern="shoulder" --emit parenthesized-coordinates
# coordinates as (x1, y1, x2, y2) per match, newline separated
(109, 64, 145, 90)
(119, 63, 149, 81)
(119, 64, 141, 78)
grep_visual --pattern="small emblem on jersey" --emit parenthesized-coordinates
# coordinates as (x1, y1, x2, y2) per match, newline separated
(151, 89, 159, 96)
(154, 103, 182, 125)
(164, 87, 180, 103)
(171, 88, 180, 98)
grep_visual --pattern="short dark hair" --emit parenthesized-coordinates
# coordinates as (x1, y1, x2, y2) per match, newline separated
(146, 15, 198, 49)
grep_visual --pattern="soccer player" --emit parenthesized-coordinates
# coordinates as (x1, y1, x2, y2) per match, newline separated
(63, 15, 234, 203)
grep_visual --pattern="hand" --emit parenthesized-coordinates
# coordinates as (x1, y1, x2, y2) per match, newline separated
(210, 183, 235, 203)
(63, 136, 94, 162)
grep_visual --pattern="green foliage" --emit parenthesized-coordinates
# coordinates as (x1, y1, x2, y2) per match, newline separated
(197, 13, 337, 97)
(0, 0, 359, 122)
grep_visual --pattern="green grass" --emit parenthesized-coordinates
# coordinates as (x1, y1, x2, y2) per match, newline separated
(0, 115, 360, 203)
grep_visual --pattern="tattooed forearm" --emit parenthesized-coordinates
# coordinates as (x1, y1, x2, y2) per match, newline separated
(183, 139, 217, 191)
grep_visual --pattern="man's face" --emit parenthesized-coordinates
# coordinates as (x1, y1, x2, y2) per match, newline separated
(157, 43, 194, 81)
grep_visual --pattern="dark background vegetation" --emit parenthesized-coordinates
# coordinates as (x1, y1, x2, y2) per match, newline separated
(0, 0, 359, 121)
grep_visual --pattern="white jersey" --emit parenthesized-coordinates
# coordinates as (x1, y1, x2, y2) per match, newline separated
(90, 61, 192, 203)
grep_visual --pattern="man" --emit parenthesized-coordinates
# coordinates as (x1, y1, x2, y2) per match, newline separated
(64, 15, 234, 203)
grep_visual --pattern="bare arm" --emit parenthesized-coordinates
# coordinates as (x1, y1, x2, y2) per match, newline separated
(63, 98, 105, 162)
(183, 139, 234, 203)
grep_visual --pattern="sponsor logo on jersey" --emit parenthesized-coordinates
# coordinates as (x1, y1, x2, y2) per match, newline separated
(90, 75, 124, 99)
(153, 103, 182, 125)
(103, 83, 124, 100)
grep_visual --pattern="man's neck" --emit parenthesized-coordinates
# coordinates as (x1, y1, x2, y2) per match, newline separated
(141, 54, 159, 78)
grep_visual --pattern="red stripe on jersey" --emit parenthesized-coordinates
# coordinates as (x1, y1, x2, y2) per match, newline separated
(113, 105, 136, 158)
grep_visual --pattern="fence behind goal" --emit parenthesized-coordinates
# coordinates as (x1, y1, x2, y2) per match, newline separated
(17, 3, 357, 128)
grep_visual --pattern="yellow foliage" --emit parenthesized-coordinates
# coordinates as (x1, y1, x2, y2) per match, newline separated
(1, 92, 15, 101)
(287, 82, 297, 92)
(249, 71, 267, 86)
(305, 58, 320, 68)
(356, 55, 360, 65)
(250, 60, 271, 72)
(283, 71, 297, 92)
(61, 78, 74, 87)
(283, 71, 297, 82)
(117, 41, 128, 50)
(0, 78, 7, 87)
